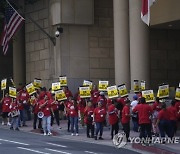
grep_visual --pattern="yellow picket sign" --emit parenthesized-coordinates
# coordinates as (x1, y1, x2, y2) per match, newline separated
(52, 82, 61, 93)
(79, 86, 91, 98)
(59, 76, 67, 86)
(107, 85, 119, 99)
(33, 79, 42, 89)
(1, 78, 7, 90)
(175, 87, 180, 101)
(142, 90, 155, 103)
(118, 84, 128, 97)
(83, 80, 93, 90)
(9, 87, 17, 98)
(55, 89, 67, 101)
(134, 80, 139, 93)
(98, 81, 109, 91)
(158, 84, 169, 99)
(26, 83, 36, 95)
(141, 80, 146, 91)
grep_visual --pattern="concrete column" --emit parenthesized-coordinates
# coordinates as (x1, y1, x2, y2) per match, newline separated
(129, 0, 150, 89)
(13, 26, 26, 87)
(113, 0, 130, 89)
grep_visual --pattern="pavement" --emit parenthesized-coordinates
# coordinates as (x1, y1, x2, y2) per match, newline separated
(0, 118, 180, 154)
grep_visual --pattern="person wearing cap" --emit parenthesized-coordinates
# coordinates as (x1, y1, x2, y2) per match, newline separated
(84, 101, 95, 138)
(133, 97, 153, 146)
(108, 99, 119, 139)
(131, 95, 139, 132)
(93, 101, 106, 140)
(156, 102, 172, 141)
(122, 99, 131, 141)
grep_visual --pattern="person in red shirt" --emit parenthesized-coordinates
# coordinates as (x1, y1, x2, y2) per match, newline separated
(1, 93, 11, 125)
(9, 98, 20, 131)
(167, 100, 178, 137)
(121, 99, 131, 141)
(50, 94, 61, 129)
(175, 100, 180, 119)
(97, 92, 107, 110)
(77, 95, 86, 127)
(108, 99, 119, 139)
(91, 85, 99, 108)
(31, 94, 42, 129)
(63, 86, 73, 99)
(133, 97, 153, 145)
(84, 101, 94, 138)
(69, 99, 79, 136)
(156, 102, 171, 139)
(39, 95, 53, 136)
(94, 101, 106, 140)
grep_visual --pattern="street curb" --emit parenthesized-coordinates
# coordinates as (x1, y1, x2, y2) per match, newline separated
(132, 143, 178, 154)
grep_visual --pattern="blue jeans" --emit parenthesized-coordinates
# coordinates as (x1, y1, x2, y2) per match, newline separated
(158, 120, 171, 138)
(95, 122, 103, 137)
(42, 116, 51, 133)
(18, 109, 26, 126)
(70, 116, 78, 133)
(11, 116, 19, 129)
(132, 118, 139, 132)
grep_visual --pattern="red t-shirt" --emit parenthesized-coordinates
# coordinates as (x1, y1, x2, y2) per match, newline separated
(108, 104, 118, 125)
(91, 90, 99, 106)
(39, 99, 52, 116)
(50, 99, 59, 111)
(152, 101, 162, 111)
(133, 104, 153, 124)
(84, 106, 94, 124)
(107, 98, 113, 107)
(69, 104, 78, 117)
(46, 91, 52, 100)
(65, 101, 73, 116)
(175, 101, 180, 112)
(121, 105, 130, 124)
(32, 99, 40, 114)
(10, 100, 19, 112)
(167, 106, 177, 121)
(158, 109, 170, 121)
(2, 97, 11, 112)
(94, 107, 106, 123)
(20, 91, 29, 102)
(65, 89, 73, 99)
(77, 96, 86, 113)
(39, 91, 46, 100)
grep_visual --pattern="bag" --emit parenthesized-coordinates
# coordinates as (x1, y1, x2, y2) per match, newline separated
(87, 114, 93, 123)
(10, 110, 20, 117)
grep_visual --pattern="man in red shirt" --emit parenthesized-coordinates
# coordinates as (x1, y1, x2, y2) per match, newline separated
(91, 85, 99, 108)
(156, 102, 171, 139)
(1, 93, 11, 125)
(133, 97, 153, 145)
(39, 95, 52, 136)
(167, 100, 178, 137)
(121, 99, 131, 141)
(94, 101, 106, 140)
(108, 99, 119, 139)
(77, 96, 86, 127)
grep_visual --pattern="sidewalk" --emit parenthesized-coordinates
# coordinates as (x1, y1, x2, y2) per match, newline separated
(0, 119, 180, 154)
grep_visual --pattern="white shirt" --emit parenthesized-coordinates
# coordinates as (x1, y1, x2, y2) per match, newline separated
(131, 100, 138, 110)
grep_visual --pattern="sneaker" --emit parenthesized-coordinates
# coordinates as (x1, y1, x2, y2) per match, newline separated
(76, 133, 79, 136)
(15, 128, 20, 131)
(99, 137, 104, 140)
(44, 132, 47, 136)
(7, 122, 11, 126)
(47, 132, 52, 136)
(71, 133, 74, 136)
(2, 122, 4, 125)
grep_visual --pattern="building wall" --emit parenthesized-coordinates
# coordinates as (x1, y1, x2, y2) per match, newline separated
(150, 29, 180, 89)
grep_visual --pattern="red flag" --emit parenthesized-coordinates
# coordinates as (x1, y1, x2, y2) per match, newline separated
(0, 0, 24, 55)
(141, 0, 156, 26)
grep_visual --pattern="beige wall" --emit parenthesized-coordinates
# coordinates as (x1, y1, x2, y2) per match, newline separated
(151, 0, 180, 25)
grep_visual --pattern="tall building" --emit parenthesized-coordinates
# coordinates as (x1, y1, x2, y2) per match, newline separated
(0, 0, 180, 93)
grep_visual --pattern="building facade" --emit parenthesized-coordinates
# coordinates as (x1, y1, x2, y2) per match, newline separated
(1, 0, 180, 93)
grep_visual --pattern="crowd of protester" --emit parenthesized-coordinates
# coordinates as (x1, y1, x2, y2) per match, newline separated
(0, 84, 180, 146)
